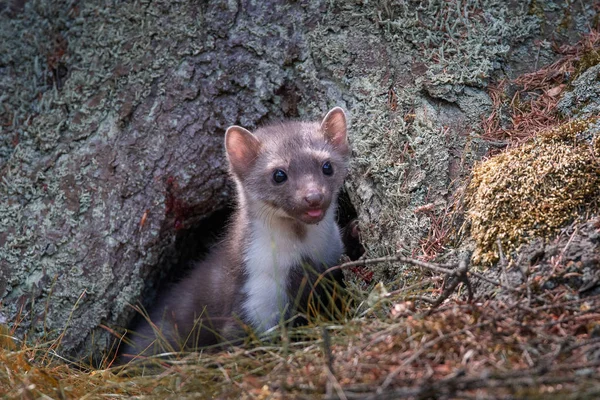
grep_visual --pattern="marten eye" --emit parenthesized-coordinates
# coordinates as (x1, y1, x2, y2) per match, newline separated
(272, 169, 288, 184)
(322, 161, 334, 176)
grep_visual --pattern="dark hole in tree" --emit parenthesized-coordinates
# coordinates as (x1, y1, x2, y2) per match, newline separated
(165, 190, 358, 291)
(337, 188, 358, 231)
(168, 207, 234, 283)
(125, 207, 233, 338)
(337, 189, 363, 261)
(129, 190, 361, 335)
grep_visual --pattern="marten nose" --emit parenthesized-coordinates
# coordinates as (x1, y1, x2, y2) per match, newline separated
(304, 191, 324, 207)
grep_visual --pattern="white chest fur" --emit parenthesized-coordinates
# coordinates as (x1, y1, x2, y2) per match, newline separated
(241, 208, 342, 332)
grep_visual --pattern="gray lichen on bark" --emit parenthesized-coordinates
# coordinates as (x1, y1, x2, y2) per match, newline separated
(558, 64, 600, 118)
(0, 0, 326, 358)
(305, 1, 538, 279)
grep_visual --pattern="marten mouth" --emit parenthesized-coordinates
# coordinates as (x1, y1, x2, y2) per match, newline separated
(300, 208, 325, 224)
(306, 209, 323, 218)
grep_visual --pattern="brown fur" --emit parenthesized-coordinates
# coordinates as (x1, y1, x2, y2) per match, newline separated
(121, 108, 349, 360)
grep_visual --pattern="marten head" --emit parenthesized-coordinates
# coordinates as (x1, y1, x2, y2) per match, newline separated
(225, 107, 349, 225)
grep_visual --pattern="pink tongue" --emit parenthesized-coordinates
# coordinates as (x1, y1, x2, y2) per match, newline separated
(307, 209, 322, 218)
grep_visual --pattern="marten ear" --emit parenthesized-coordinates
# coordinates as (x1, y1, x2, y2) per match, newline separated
(321, 107, 349, 156)
(225, 126, 261, 177)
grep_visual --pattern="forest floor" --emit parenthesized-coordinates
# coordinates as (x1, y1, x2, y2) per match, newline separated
(1, 246, 600, 399)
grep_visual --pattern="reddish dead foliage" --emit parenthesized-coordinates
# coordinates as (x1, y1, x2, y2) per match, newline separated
(416, 203, 453, 262)
(482, 30, 600, 146)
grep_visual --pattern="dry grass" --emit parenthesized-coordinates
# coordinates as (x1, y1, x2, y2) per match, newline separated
(2, 250, 600, 399)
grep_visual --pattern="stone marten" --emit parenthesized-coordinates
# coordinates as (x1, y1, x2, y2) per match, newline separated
(122, 107, 350, 359)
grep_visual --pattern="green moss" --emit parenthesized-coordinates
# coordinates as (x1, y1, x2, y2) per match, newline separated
(573, 48, 600, 81)
(527, 0, 545, 19)
(558, 3, 573, 32)
(466, 119, 600, 265)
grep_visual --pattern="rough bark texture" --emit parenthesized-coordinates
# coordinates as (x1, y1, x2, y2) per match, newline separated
(0, 0, 597, 359)
(0, 0, 330, 358)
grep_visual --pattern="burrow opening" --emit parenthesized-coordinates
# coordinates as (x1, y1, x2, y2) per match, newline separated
(127, 190, 361, 335)
(167, 189, 359, 289)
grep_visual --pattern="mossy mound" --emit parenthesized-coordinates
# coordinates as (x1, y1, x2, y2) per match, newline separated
(466, 119, 600, 265)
